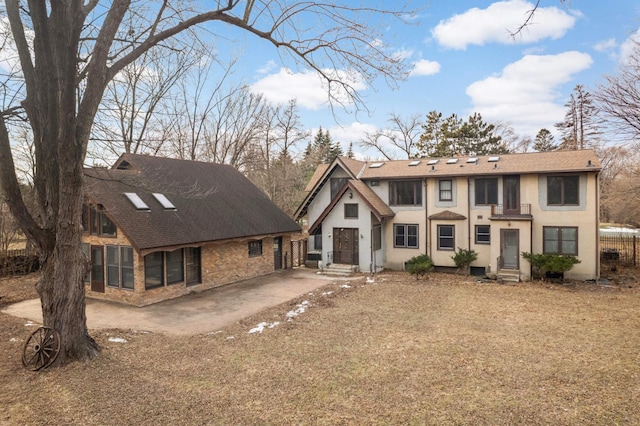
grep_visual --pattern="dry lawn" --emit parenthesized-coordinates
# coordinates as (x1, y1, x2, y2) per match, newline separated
(1, 271, 639, 425)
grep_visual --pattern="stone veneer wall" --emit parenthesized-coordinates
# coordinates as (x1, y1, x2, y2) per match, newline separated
(84, 230, 293, 306)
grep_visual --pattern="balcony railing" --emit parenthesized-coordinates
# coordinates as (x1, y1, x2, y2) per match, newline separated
(490, 204, 532, 217)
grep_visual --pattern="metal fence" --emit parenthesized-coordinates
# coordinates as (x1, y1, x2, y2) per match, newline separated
(599, 235, 638, 266)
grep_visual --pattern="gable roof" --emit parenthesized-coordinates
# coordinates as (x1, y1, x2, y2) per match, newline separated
(428, 210, 467, 220)
(294, 156, 366, 220)
(308, 180, 395, 234)
(84, 154, 300, 252)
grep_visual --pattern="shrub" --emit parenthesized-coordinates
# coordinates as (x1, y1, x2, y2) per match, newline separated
(405, 254, 434, 279)
(451, 248, 478, 275)
(522, 252, 581, 280)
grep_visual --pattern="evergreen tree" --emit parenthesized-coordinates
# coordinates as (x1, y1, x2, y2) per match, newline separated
(346, 142, 355, 158)
(533, 128, 557, 151)
(417, 111, 506, 157)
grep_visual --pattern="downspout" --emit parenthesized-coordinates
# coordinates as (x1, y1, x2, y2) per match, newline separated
(424, 178, 429, 258)
(530, 213, 533, 281)
(595, 171, 600, 279)
(467, 177, 472, 252)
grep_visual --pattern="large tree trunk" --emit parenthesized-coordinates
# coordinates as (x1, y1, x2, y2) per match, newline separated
(36, 140, 99, 364)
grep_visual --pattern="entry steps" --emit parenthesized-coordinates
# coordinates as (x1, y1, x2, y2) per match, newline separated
(322, 263, 358, 276)
(497, 269, 521, 283)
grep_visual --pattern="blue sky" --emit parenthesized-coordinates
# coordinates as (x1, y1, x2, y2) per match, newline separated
(226, 0, 640, 159)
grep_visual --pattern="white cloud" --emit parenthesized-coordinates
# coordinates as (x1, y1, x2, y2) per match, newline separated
(432, 0, 577, 50)
(0, 16, 24, 74)
(410, 59, 441, 77)
(466, 51, 593, 137)
(256, 60, 277, 74)
(326, 122, 378, 145)
(620, 29, 640, 64)
(593, 38, 617, 53)
(249, 67, 366, 110)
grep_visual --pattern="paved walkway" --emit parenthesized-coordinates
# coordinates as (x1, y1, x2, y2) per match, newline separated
(2, 269, 350, 336)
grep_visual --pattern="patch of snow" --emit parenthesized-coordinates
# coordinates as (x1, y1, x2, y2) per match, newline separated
(286, 301, 311, 320)
(366, 277, 375, 283)
(248, 321, 280, 334)
(341, 284, 352, 289)
(10, 337, 18, 342)
(600, 227, 639, 234)
(322, 291, 334, 296)
(24, 322, 37, 327)
(108, 337, 127, 343)
(226, 336, 235, 340)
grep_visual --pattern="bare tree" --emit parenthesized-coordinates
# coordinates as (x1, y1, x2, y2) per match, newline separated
(202, 87, 269, 169)
(91, 37, 204, 161)
(555, 84, 601, 150)
(360, 113, 422, 160)
(595, 39, 640, 142)
(0, 1, 414, 365)
(245, 100, 309, 215)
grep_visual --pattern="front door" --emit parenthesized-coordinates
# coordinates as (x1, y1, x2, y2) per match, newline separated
(274, 237, 283, 270)
(90, 245, 105, 293)
(503, 175, 520, 215)
(500, 229, 519, 269)
(333, 228, 358, 265)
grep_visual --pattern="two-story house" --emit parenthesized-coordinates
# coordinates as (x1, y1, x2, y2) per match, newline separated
(295, 150, 601, 281)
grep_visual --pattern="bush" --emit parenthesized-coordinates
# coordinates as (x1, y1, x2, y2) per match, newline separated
(451, 248, 478, 275)
(521, 252, 581, 280)
(405, 254, 434, 279)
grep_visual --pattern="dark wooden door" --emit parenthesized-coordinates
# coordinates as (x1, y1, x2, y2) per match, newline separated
(503, 175, 520, 215)
(274, 237, 283, 270)
(90, 245, 105, 293)
(333, 228, 358, 265)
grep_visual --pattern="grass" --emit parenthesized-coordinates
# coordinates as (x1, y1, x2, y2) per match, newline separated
(1, 271, 639, 425)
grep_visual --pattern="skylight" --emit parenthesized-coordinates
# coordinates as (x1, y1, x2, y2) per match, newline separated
(488, 156, 500, 162)
(408, 160, 421, 166)
(427, 159, 439, 165)
(446, 158, 459, 164)
(369, 162, 384, 168)
(467, 157, 478, 163)
(152, 193, 176, 210)
(124, 192, 150, 210)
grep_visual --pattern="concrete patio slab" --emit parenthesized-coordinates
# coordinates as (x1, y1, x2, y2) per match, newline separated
(2, 268, 354, 336)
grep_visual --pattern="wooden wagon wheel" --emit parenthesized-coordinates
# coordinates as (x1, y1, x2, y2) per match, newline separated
(22, 326, 61, 371)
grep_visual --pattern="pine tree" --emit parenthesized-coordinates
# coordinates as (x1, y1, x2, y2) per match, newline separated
(417, 111, 506, 157)
(346, 142, 355, 158)
(533, 128, 557, 151)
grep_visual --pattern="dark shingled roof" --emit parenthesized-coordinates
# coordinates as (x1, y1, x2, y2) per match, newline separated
(84, 154, 300, 252)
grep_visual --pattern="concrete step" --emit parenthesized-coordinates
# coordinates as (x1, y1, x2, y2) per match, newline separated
(322, 263, 358, 276)
(497, 269, 521, 283)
